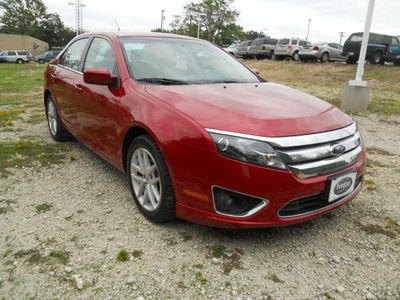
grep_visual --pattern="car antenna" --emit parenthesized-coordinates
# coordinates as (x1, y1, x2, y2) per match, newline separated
(114, 18, 121, 31)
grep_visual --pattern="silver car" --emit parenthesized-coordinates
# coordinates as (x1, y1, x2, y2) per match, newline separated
(223, 43, 240, 58)
(299, 42, 346, 63)
(248, 38, 278, 60)
(236, 40, 254, 59)
(275, 38, 308, 61)
(0, 50, 30, 64)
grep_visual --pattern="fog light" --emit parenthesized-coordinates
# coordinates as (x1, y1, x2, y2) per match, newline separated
(212, 186, 268, 217)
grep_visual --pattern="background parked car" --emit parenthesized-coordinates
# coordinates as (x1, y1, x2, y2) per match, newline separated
(342, 32, 399, 64)
(0, 50, 30, 64)
(236, 40, 253, 59)
(275, 38, 309, 61)
(383, 42, 400, 65)
(223, 43, 240, 58)
(249, 37, 278, 60)
(299, 42, 346, 63)
(35, 50, 61, 64)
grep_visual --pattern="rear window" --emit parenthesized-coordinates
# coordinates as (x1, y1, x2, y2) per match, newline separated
(349, 34, 363, 42)
(253, 39, 265, 45)
(278, 39, 289, 45)
(239, 41, 253, 46)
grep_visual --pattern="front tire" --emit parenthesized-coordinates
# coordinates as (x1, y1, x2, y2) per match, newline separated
(127, 135, 175, 223)
(16, 59, 23, 64)
(45, 95, 71, 141)
(320, 52, 329, 63)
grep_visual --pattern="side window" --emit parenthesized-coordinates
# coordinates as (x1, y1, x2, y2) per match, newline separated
(9, 51, 16, 56)
(84, 38, 118, 76)
(328, 43, 335, 48)
(59, 38, 89, 71)
(391, 37, 399, 45)
(292, 39, 298, 45)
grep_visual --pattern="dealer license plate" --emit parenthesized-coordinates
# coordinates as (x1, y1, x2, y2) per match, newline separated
(327, 170, 357, 202)
(349, 52, 354, 56)
(396, 55, 400, 59)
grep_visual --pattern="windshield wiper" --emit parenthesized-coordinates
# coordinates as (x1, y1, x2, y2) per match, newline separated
(210, 80, 241, 84)
(136, 78, 190, 85)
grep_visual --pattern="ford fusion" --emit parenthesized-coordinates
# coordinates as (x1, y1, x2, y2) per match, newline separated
(44, 32, 365, 228)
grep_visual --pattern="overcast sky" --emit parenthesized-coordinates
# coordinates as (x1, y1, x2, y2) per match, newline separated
(15, 0, 400, 44)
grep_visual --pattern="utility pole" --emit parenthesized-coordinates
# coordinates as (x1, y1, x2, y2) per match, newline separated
(305, 18, 312, 41)
(161, 9, 165, 31)
(68, 0, 86, 36)
(338, 32, 346, 45)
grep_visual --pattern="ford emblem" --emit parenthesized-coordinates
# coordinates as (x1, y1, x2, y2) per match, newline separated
(330, 144, 346, 157)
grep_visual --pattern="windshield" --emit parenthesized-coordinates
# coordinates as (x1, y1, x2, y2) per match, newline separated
(120, 37, 260, 85)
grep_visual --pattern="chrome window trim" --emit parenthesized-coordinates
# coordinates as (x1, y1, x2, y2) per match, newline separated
(211, 185, 269, 218)
(206, 123, 357, 148)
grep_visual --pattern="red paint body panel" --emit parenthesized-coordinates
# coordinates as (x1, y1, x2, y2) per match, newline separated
(145, 83, 353, 137)
(44, 32, 366, 228)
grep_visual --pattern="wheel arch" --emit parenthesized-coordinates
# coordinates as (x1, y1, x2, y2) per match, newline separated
(122, 126, 154, 173)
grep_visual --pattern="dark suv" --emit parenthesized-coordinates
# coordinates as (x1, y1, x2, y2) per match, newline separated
(342, 32, 399, 64)
(35, 50, 62, 64)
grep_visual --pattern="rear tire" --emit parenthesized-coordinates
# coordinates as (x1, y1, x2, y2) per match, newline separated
(39, 59, 45, 64)
(45, 95, 71, 142)
(370, 51, 383, 64)
(127, 135, 176, 223)
(269, 51, 275, 60)
(292, 51, 299, 61)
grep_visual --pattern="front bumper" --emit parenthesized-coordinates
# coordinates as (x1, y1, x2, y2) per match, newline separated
(163, 138, 366, 228)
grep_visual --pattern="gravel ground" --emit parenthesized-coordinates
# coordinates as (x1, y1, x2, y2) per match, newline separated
(0, 98, 399, 300)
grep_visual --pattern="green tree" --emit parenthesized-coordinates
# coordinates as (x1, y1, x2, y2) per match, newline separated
(0, 0, 75, 47)
(245, 30, 266, 40)
(169, 0, 244, 46)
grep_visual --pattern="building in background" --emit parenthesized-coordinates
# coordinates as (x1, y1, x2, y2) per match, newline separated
(0, 33, 49, 57)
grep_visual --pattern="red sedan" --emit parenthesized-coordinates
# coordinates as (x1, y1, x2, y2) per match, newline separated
(44, 32, 366, 228)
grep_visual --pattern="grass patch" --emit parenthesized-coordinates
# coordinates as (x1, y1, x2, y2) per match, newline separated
(359, 223, 397, 239)
(35, 203, 53, 214)
(0, 108, 25, 127)
(117, 250, 130, 262)
(0, 64, 46, 94)
(49, 250, 70, 265)
(0, 140, 68, 177)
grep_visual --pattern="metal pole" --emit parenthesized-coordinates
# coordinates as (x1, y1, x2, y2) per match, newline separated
(161, 10, 164, 31)
(350, 0, 375, 86)
(306, 19, 312, 41)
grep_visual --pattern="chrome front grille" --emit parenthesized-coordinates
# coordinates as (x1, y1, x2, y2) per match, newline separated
(271, 123, 363, 179)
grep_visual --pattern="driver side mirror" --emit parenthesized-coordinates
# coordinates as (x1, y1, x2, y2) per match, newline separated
(83, 69, 116, 85)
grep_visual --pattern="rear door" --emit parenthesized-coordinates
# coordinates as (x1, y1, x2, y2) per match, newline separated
(52, 38, 90, 130)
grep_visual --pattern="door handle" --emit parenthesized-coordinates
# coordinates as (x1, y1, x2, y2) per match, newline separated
(74, 84, 84, 94)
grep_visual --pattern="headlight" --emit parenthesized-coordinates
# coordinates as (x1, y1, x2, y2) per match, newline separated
(209, 132, 288, 170)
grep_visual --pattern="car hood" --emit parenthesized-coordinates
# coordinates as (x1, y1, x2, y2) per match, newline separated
(145, 82, 353, 137)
